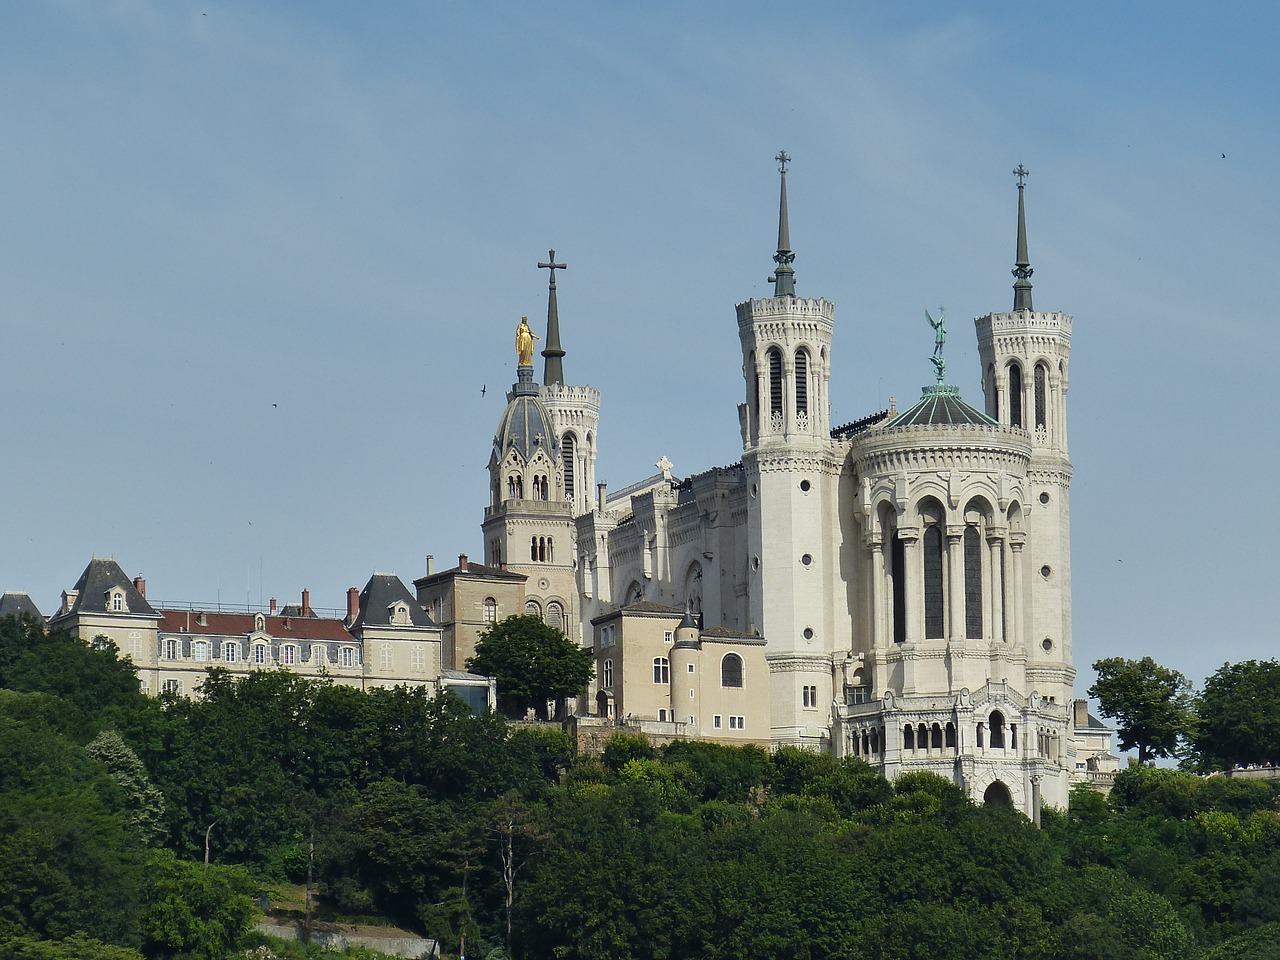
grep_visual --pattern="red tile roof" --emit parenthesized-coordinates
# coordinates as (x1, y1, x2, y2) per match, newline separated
(158, 610, 354, 642)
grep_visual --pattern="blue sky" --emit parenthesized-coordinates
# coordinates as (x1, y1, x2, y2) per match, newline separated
(1, 1, 1276, 694)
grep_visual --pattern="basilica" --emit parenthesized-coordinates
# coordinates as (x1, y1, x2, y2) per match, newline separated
(478, 158, 1078, 815)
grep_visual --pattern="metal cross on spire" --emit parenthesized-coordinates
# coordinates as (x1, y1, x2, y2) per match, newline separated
(776, 150, 791, 174)
(1012, 165, 1034, 312)
(1013, 163, 1029, 187)
(538, 249, 568, 386)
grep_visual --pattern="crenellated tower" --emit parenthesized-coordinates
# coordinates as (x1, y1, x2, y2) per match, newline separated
(737, 152, 841, 749)
(975, 165, 1075, 709)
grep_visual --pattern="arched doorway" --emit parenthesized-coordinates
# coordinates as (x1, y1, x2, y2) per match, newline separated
(983, 781, 1013, 807)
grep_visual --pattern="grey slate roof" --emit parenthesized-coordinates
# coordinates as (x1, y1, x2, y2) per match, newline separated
(0, 592, 43, 621)
(349, 573, 433, 630)
(413, 560, 526, 590)
(494, 369, 559, 463)
(54, 558, 158, 619)
(886, 384, 997, 428)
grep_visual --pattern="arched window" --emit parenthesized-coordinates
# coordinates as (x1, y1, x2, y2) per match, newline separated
(546, 601, 564, 632)
(547, 537, 554, 563)
(794, 348, 809, 418)
(531, 536, 538, 562)
(748, 351, 759, 425)
(987, 363, 997, 418)
(282, 644, 297, 666)
(525, 599, 542, 618)
(720, 653, 744, 688)
(222, 641, 238, 663)
(964, 526, 983, 638)
(1034, 363, 1048, 430)
(904, 725, 915, 750)
(989, 711, 1006, 749)
(484, 597, 498, 623)
(562, 433, 576, 502)
(1008, 362, 1024, 428)
(931, 723, 943, 749)
(653, 657, 670, 684)
(603, 658, 613, 688)
(945, 722, 956, 748)
(870, 727, 880, 753)
(193, 640, 209, 661)
(767, 348, 784, 419)
(923, 525, 944, 639)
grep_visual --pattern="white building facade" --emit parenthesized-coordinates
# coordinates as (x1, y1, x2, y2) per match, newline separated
(490, 160, 1078, 814)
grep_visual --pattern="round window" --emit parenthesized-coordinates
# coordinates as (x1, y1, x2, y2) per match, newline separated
(1042, 638, 1053, 652)
(751, 556, 760, 571)
(803, 627, 814, 640)
(801, 554, 813, 567)
(800, 479, 811, 492)
(1039, 492, 1050, 505)
(1040, 565, 1051, 579)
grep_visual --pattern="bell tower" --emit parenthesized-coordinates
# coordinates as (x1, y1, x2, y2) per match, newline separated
(738, 153, 840, 749)
(975, 166, 1075, 708)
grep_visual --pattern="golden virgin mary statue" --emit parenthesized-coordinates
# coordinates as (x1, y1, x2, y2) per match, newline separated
(515, 315, 539, 366)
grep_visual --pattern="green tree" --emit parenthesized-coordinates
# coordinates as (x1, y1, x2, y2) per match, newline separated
(1089, 656, 1193, 764)
(467, 615, 593, 720)
(138, 849, 257, 960)
(85, 729, 167, 844)
(1194, 659, 1280, 769)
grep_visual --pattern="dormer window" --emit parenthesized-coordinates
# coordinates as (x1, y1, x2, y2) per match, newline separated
(390, 603, 410, 626)
(340, 647, 355, 668)
(108, 590, 126, 613)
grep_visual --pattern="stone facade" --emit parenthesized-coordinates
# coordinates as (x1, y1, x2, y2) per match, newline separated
(488, 166, 1079, 815)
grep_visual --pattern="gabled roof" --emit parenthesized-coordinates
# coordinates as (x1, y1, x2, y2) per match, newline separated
(349, 573, 433, 631)
(0, 592, 43, 621)
(157, 609, 355, 643)
(886, 384, 997, 428)
(53, 558, 158, 620)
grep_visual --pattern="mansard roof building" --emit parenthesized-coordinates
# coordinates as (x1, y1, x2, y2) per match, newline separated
(489, 159, 1077, 816)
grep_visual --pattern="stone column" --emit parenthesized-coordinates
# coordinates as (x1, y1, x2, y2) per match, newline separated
(1009, 537, 1026, 648)
(870, 537, 886, 648)
(900, 529, 921, 643)
(947, 526, 964, 642)
(987, 533, 1004, 641)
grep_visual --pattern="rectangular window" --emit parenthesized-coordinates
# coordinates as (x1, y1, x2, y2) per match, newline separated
(193, 641, 209, 661)
(340, 647, 355, 668)
(729, 716, 744, 730)
(653, 657, 669, 684)
(845, 685, 872, 705)
(253, 645, 266, 665)
(380, 644, 393, 670)
(223, 642, 239, 663)
(659, 709, 667, 722)
(663, 630, 674, 643)
(411, 647, 426, 673)
(161, 679, 181, 696)
(803, 685, 818, 708)
(713, 715, 722, 729)
(282, 645, 297, 665)
(163, 638, 178, 660)
(687, 663, 694, 673)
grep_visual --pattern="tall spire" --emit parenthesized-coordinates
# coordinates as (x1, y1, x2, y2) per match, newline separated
(1012, 164, 1034, 312)
(538, 249, 567, 385)
(769, 150, 796, 298)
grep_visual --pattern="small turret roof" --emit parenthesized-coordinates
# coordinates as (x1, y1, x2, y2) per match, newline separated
(494, 367, 558, 463)
(886, 384, 997, 428)
(0, 592, 43, 621)
(349, 573, 434, 631)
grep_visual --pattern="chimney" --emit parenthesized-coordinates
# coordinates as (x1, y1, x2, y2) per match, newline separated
(269, 597, 277, 614)
(132, 575, 147, 598)
(459, 553, 469, 572)
(1073, 699, 1089, 728)
(426, 555, 435, 575)
(598, 482, 608, 512)
(346, 587, 360, 623)
(301, 589, 311, 617)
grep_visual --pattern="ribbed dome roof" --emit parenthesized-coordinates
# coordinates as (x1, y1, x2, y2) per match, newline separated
(887, 384, 996, 428)
(494, 368, 558, 461)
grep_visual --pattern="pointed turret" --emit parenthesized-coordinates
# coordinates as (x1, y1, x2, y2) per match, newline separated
(769, 151, 796, 298)
(1012, 164, 1034, 312)
(538, 249, 567, 385)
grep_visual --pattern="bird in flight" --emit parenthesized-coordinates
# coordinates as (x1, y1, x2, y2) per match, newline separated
(481, 385, 487, 397)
